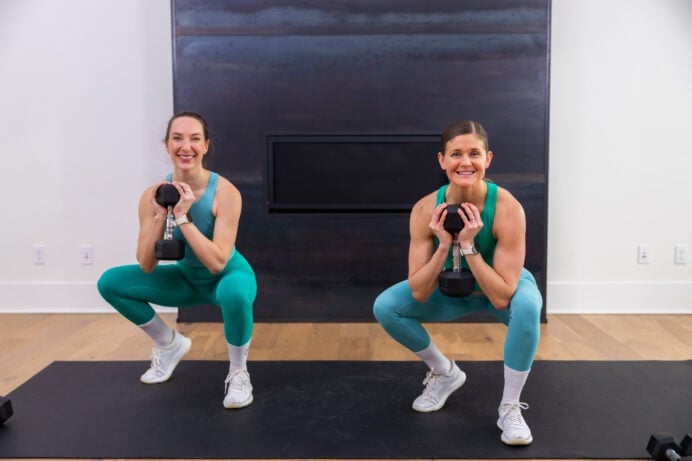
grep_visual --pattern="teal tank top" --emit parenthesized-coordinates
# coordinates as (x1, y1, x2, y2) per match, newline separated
(165, 172, 223, 269)
(434, 180, 498, 270)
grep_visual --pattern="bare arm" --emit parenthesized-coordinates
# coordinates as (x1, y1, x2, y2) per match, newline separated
(175, 177, 240, 274)
(461, 189, 525, 309)
(407, 195, 453, 302)
(136, 183, 167, 273)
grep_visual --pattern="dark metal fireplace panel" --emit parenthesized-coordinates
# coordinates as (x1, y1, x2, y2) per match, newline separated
(172, 0, 551, 322)
(267, 135, 445, 212)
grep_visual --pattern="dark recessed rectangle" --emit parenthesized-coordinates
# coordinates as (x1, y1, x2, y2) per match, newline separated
(266, 135, 446, 212)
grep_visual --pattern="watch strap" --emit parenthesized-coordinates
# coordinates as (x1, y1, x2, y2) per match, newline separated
(460, 243, 479, 256)
(174, 214, 191, 226)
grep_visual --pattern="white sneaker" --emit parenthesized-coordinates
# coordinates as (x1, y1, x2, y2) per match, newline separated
(223, 369, 253, 409)
(140, 331, 192, 384)
(412, 361, 466, 412)
(497, 402, 533, 445)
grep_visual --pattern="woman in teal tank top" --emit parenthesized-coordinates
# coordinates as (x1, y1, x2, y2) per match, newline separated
(97, 112, 257, 410)
(373, 120, 542, 446)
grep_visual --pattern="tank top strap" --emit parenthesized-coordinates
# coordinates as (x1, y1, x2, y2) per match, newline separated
(435, 184, 448, 206)
(207, 171, 218, 194)
(475, 181, 497, 263)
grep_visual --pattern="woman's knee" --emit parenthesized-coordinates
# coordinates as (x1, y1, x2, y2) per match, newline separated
(216, 280, 255, 317)
(373, 290, 397, 324)
(219, 293, 252, 315)
(97, 266, 123, 299)
(508, 288, 542, 336)
(373, 281, 413, 325)
(217, 267, 256, 294)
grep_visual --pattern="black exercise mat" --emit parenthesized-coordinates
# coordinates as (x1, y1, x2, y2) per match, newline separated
(1, 360, 690, 459)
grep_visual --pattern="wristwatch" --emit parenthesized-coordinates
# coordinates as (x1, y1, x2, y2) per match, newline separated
(175, 213, 192, 226)
(460, 242, 479, 256)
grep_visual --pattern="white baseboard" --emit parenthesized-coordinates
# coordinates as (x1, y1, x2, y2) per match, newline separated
(547, 281, 692, 314)
(1, 281, 691, 314)
(0, 282, 177, 314)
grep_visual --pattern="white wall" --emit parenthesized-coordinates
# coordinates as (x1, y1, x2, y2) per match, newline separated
(548, 0, 692, 312)
(0, 0, 173, 311)
(0, 0, 690, 314)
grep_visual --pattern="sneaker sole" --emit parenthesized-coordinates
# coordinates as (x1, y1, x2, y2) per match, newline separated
(224, 394, 254, 409)
(497, 420, 533, 445)
(412, 370, 467, 413)
(140, 336, 192, 384)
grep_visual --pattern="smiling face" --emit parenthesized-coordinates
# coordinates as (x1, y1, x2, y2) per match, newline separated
(164, 116, 209, 171)
(437, 133, 493, 187)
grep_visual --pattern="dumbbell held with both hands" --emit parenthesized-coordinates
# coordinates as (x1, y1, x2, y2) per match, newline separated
(154, 183, 190, 261)
(438, 204, 476, 297)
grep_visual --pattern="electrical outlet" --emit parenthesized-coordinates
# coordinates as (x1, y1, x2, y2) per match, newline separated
(81, 245, 94, 265)
(33, 244, 46, 265)
(637, 244, 651, 264)
(674, 244, 688, 265)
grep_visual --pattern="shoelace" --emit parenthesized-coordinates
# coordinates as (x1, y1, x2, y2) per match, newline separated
(421, 371, 444, 398)
(147, 337, 177, 374)
(148, 349, 163, 373)
(224, 370, 248, 394)
(501, 402, 529, 427)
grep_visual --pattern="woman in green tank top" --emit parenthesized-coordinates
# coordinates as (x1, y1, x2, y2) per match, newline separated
(373, 120, 542, 446)
(98, 112, 257, 410)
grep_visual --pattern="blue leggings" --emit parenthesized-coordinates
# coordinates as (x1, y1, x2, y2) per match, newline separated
(373, 268, 542, 371)
(97, 251, 256, 346)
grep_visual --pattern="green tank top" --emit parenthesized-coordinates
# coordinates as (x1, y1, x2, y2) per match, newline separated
(166, 172, 220, 269)
(434, 180, 498, 270)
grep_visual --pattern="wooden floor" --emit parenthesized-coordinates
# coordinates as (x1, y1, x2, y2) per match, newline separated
(0, 312, 690, 461)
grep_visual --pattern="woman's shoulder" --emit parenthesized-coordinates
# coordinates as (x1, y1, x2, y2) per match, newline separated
(494, 185, 525, 224)
(411, 190, 438, 219)
(210, 171, 233, 188)
(214, 174, 241, 199)
(495, 185, 522, 208)
(415, 189, 438, 207)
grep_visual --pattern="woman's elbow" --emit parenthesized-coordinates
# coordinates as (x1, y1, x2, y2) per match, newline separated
(489, 288, 515, 310)
(138, 262, 155, 274)
(206, 262, 223, 275)
(492, 298, 510, 310)
(207, 256, 229, 274)
(410, 287, 430, 304)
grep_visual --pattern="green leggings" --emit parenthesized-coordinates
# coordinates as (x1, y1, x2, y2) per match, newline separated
(373, 268, 542, 371)
(97, 251, 256, 346)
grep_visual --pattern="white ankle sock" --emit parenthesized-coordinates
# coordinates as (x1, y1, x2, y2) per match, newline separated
(415, 342, 451, 374)
(139, 315, 174, 347)
(501, 364, 530, 404)
(228, 339, 251, 371)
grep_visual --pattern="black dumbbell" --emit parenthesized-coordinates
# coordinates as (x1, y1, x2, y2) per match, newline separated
(647, 434, 686, 461)
(443, 204, 465, 234)
(154, 183, 185, 260)
(679, 435, 692, 457)
(439, 267, 475, 297)
(0, 396, 13, 424)
(438, 205, 475, 297)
